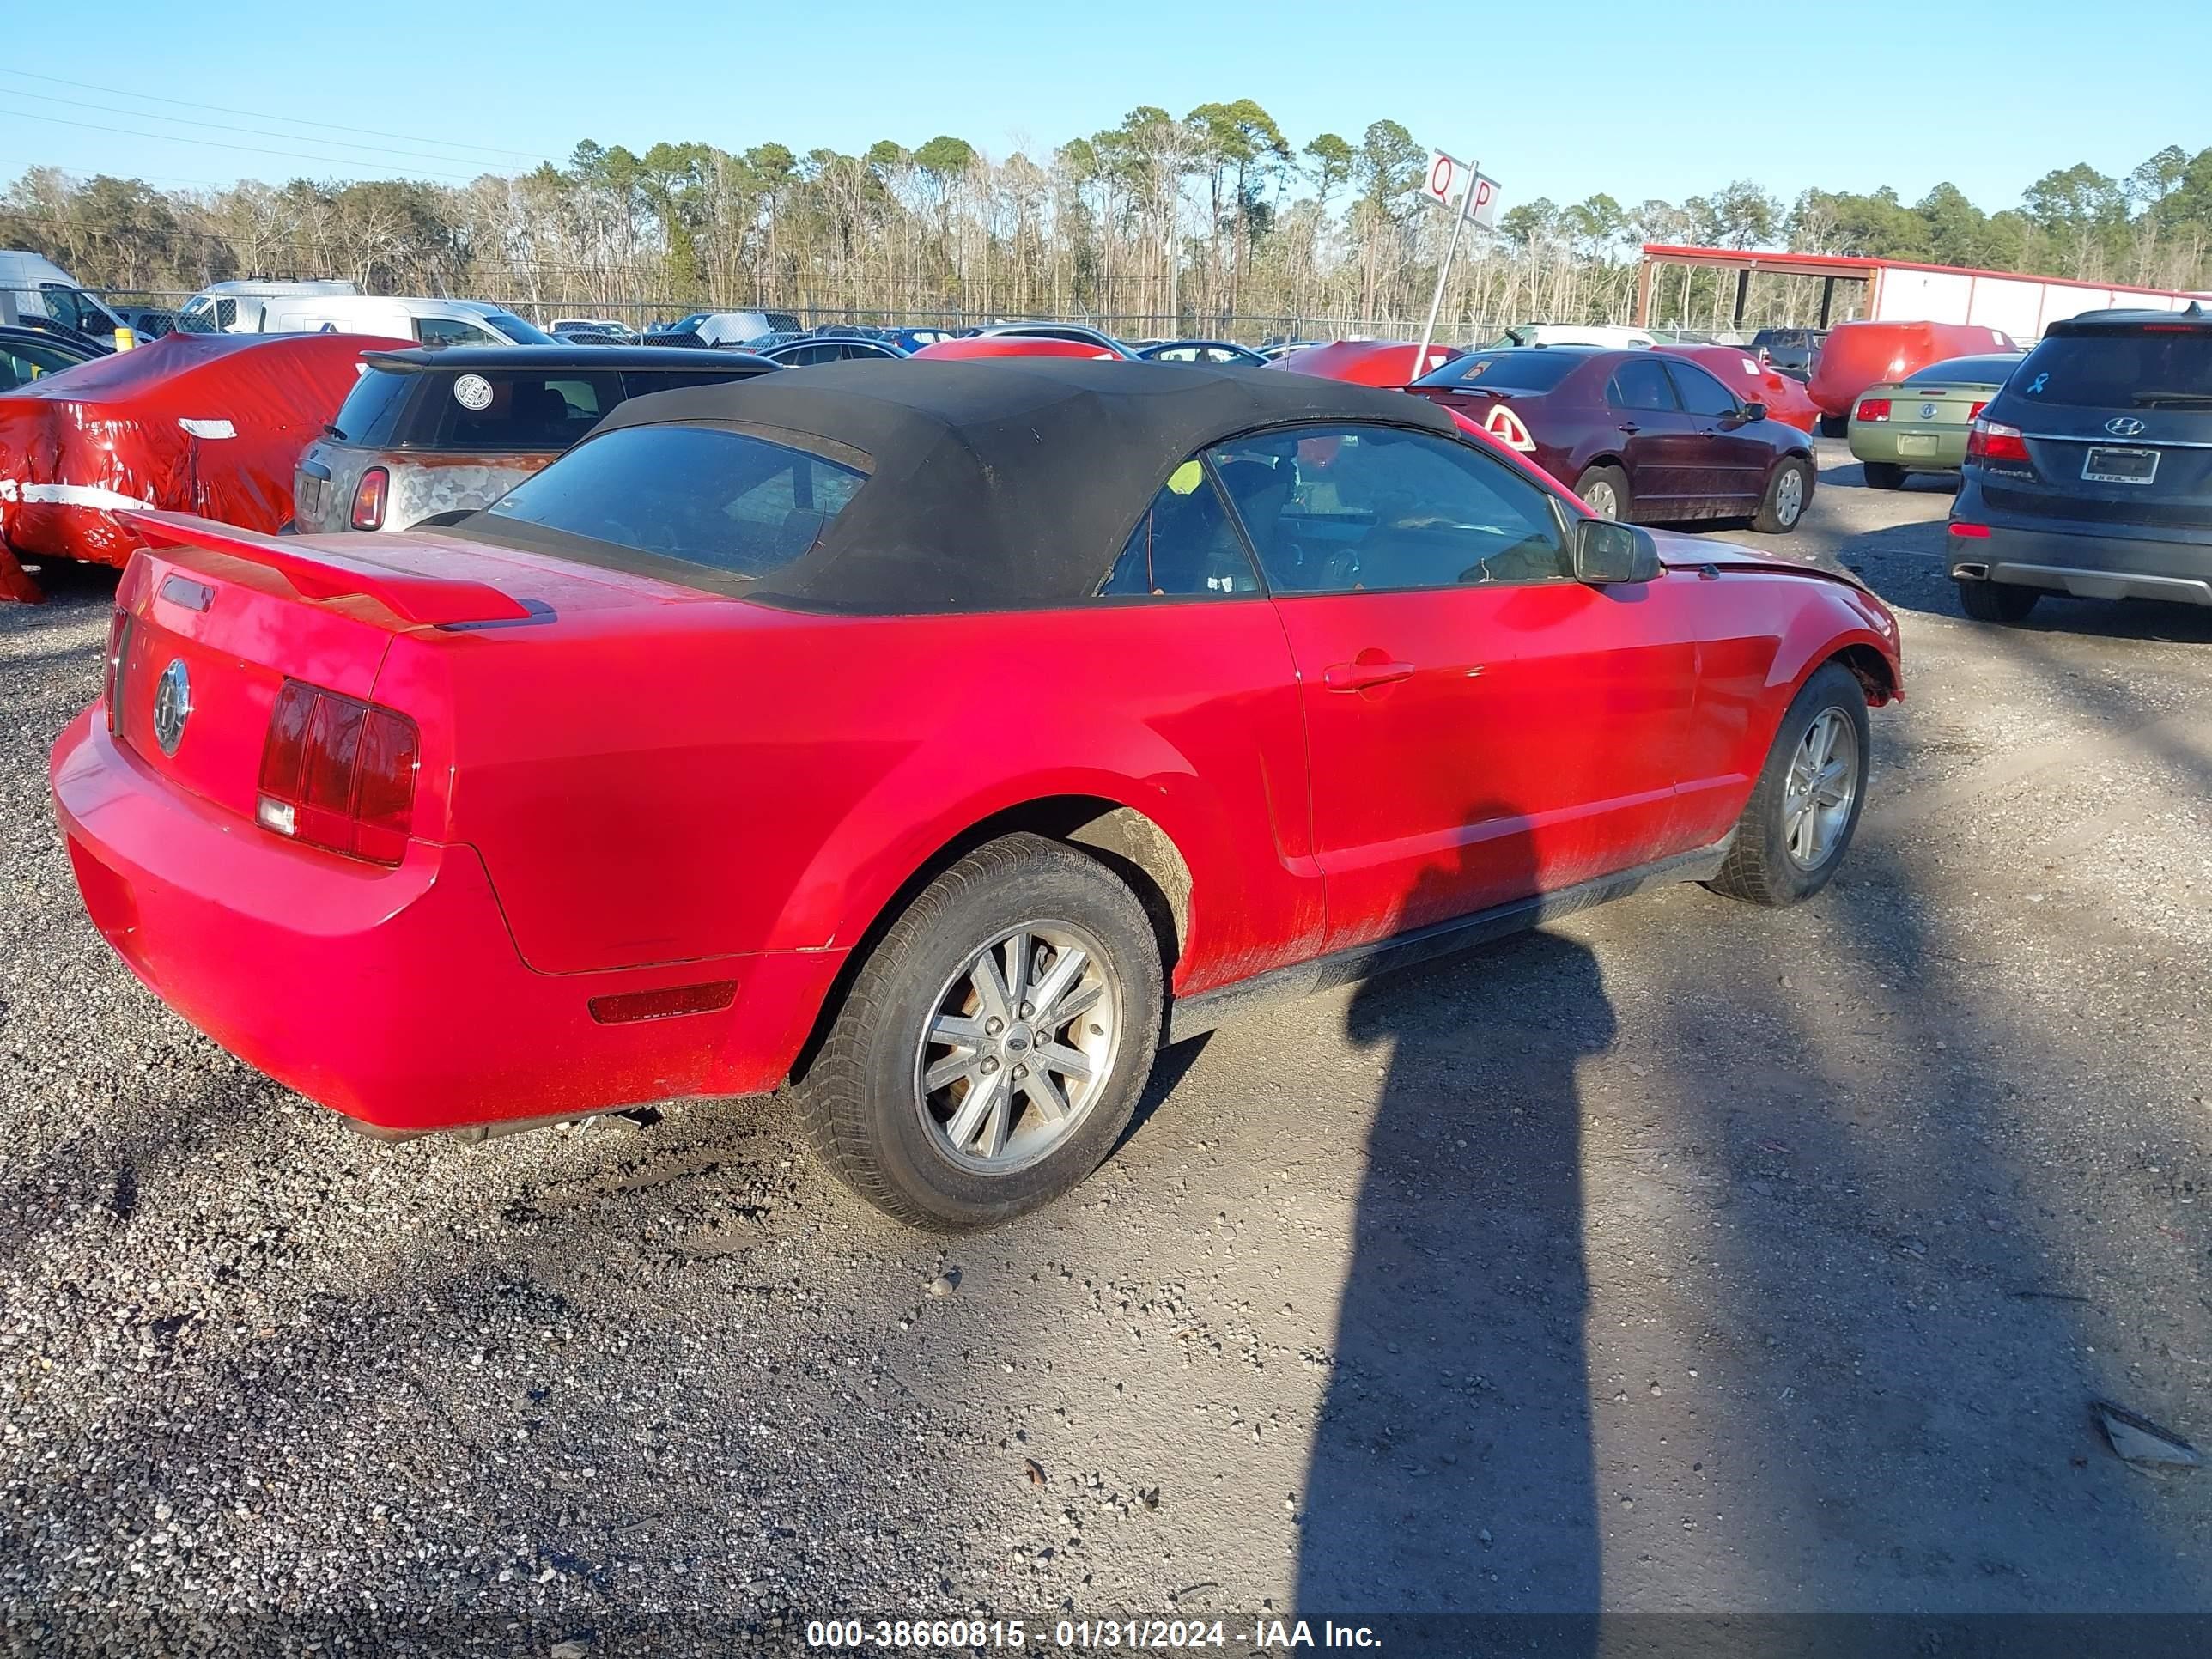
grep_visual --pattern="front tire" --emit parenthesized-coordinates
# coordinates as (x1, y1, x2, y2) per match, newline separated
(1862, 460, 1905, 490)
(1752, 455, 1814, 532)
(1956, 580, 2040, 624)
(1707, 662, 1870, 908)
(793, 834, 1163, 1231)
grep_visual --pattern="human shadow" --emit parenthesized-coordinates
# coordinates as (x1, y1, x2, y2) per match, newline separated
(1295, 810, 1611, 1651)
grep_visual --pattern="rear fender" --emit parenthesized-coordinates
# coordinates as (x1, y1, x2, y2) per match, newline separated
(765, 734, 1216, 961)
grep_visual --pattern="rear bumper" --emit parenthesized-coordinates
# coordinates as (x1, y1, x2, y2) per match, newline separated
(1948, 516, 2212, 606)
(50, 708, 842, 1132)
(1850, 425, 1966, 470)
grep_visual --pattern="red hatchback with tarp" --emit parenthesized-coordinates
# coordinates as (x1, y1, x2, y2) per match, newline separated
(0, 330, 405, 600)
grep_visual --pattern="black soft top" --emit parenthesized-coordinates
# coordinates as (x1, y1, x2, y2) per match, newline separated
(591, 356, 1456, 612)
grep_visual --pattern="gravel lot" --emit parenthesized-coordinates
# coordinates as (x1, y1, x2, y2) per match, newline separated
(3, 443, 2210, 1653)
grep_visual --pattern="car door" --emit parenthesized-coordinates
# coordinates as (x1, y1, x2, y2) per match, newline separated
(1665, 359, 1769, 510)
(1602, 356, 1698, 513)
(1212, 422, 1703, 953)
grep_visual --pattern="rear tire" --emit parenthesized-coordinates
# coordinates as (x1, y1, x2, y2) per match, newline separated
(793, 834, 1163, 1231)
(1956, 580, 2040, 624)
(1575, 464, 1632, 522)
(1862, 460, 1905, 490)
(1819, 414, 1847, 438)
(1707, 662, 1870, 908)
(1751, 456, 1814, 532)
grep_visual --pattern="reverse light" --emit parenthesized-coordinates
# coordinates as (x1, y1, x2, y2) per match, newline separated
(1856, 398, 1892, 422)
(256, 678, 420, 866)
(1484, 404, 1537, 453)
(349, 466, 389, 531)
(1966, 416, 2029, 465)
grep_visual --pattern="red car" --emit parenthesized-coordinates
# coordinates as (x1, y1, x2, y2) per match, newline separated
(1807, 319, 2018, 432)
(53, 359, 1899, 1230)
(1409, 346, 1819, 532)
(1658, 343, 1822, 435)
(1271, 339, 1462, 388)
(913, 336, 1121, 361)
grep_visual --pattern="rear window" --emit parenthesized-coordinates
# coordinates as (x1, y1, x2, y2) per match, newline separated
(2009, 331, 2212, 409)
(396, 369, 620, 452)
(1905, 355, 2023, 387)
(465, 424, 866, 584)
(329, 368, 417, 446)
(764, 313, 804, 334)
(1413, 349, 1583, 392)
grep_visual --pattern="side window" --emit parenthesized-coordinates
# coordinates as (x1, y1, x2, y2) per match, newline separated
(40, 285, 109, 332)
(1208, 424, 1569, 594)
(416, 316, 499, 349)
(1667, 362, 1741, 419)
(1097, 459, 1261, 599)
(1606, 358, 1678, 413)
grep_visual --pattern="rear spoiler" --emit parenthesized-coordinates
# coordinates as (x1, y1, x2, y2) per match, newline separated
(119, 510, 532, 627)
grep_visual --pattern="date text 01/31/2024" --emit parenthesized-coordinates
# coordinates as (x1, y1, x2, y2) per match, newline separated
(805, 1619, 1382, 1650)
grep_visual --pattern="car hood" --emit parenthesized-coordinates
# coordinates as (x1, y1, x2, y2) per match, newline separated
(1648, 526, 1874, 594)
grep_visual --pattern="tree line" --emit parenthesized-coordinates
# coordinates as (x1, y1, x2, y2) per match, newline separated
(4, 104, 2210, 337)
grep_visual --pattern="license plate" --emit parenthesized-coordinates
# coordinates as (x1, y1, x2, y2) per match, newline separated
(1897, 433, 1941, 456)
(2083, 446, 2159, 485)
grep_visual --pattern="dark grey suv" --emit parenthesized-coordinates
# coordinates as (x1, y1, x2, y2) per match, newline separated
(1949, 305, 2212, 623)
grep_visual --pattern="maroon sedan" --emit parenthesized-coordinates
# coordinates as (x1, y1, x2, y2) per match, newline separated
(1410, 347, 1817, 532)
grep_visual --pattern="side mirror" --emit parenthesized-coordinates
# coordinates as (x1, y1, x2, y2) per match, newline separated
(1571, 518, 1661, 586)
(1741, 400, 1767, 422)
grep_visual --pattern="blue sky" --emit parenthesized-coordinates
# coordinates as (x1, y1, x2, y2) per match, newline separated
(1, 0, 2203, 213)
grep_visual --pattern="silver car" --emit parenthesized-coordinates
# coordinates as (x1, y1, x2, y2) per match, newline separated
(291, 345, 775, 533)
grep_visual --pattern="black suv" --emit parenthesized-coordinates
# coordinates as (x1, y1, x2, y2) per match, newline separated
(1949, 304, 2212, 623)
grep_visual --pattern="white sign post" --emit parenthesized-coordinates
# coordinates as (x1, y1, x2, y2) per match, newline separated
(1413, 149, 1499, 379)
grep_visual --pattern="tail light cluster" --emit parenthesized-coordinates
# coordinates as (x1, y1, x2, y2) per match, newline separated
(1966, 416, 2031, 467)
(350, 466, 389, 531)
(256, 678, 420, 866)
(1855, 398, 1892, 422)
(1483, 404, 1537, 453)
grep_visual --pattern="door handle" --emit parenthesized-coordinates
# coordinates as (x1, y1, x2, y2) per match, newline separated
(1322, 659, 1416, 692)
(1617, 422, 1641, 434)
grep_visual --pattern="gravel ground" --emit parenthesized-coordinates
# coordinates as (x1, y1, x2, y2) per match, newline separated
(3, 443, 2209, 1654)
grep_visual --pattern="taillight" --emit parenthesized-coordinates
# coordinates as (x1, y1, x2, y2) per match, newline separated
(1967, 400, 1988, 422)
(1484, 404, 1537, 453)
(1947, 520, 1992, 538)
(1856, 398, 1892, 422)
(256, 678, 420, 866)
(349, 466, 388, 531)
(1966, 417, 2029, 465)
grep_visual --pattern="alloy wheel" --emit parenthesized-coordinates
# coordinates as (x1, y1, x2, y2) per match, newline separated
(914, 922, 1121, 1174)
(1782, 709, 1859, 868)
(1583, 479, 1620, 520)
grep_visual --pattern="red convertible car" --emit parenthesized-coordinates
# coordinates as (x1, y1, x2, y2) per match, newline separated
(53, 360, 1900, 1229)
